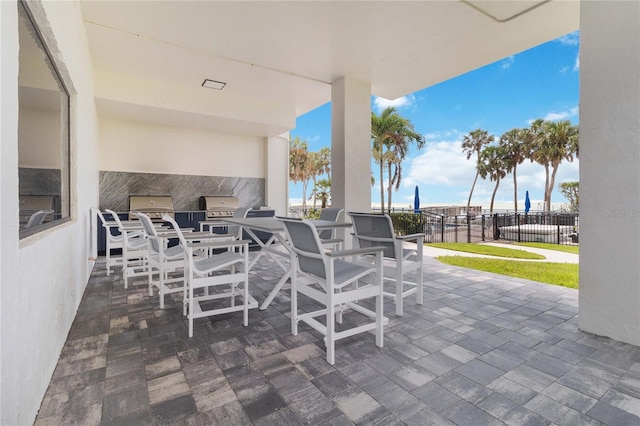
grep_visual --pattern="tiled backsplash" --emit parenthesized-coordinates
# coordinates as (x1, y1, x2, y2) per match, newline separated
(99, 171, 265, 212)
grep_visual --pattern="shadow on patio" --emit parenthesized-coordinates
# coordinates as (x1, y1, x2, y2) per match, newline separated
(35, 253, 639, 425)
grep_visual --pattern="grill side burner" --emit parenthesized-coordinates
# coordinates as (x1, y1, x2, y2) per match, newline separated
(199, 196, 239, 218)
(129, 196, 174, 221)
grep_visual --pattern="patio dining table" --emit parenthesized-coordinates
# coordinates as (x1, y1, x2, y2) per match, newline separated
(219, 217, 353, 310)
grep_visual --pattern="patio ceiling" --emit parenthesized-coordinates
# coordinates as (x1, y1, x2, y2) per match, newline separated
(81, 1, 579, 137)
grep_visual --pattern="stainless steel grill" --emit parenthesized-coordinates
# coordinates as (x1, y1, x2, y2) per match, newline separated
(199, 196, 239, 218)
(129, 196, 174, 221)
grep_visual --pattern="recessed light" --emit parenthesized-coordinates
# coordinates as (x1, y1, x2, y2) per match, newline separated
(202, 79, 226, 90)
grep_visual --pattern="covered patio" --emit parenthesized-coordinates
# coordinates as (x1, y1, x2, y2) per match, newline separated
(35, 255, 639, 425)
(1, 1, 638, 424)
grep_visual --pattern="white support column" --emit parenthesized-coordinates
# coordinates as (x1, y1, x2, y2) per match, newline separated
(579, 1, 640, 346)
(265, 133, 289, 217)
(331, 77, 371, 216)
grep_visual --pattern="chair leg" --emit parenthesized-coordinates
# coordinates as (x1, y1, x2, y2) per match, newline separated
(159, 262, 165, 309)
(416, 263, 424, 305)
(231, 265, 236, 308)
(291, 272, 298, 336)
(242, 266, 249, 326)
(336, 287, 343, 324)
(395, 261, 404, 316)
(327, 298, 335, 365)
(106, 241, 112, 275)
(148, 262, 154, 297)
(376, 259, 384, 347)
(188, 283, 194, 338)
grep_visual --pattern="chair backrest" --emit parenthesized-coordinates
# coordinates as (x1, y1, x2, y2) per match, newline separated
(104, 209, 124, 230)
(317, 207, 344, 240)
(223, 206, 251, 238)
(136, 212, 161, 253)
(279, 217, 327, 279)
(95, 209, 117, 237)
(161, 215, 189, 248)
(348, 212, 397, 258)
(25, 209, 53, 228)
(106, 208, 145, 250)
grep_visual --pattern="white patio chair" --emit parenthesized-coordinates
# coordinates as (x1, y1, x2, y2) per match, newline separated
(162, 214, 257, 337)
(348, 212, 424, 316)
(137, 212, 186, 309)
(317, 207, 345, 250)
(94, 208, 141, 275)
(105, 209, 147, 289)
(279, 216, 386, 365)
(25, 209, 53, 228)
(211, 206, 251, 239)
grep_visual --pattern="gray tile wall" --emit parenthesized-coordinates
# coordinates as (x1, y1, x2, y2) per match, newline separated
(99, 171, 265, 212)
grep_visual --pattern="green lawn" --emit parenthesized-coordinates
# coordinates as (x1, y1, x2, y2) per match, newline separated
(514, 242, 579, 254)
(437, 256, 579, 289)
(429, 242, 545, 259)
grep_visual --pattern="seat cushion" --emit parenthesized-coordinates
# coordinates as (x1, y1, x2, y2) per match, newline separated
(193, 251, 244, 275)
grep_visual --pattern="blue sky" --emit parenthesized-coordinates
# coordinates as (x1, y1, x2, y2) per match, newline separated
(290, 31, 580, 212)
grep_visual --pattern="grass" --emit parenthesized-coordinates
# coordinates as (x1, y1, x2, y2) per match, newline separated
(437, 256, 579, 289)
(429, 242, 545, 259)
(514, 242, 579, 254)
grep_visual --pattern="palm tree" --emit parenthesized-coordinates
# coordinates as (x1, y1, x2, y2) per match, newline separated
(317, 147, 331, 181)
(385, 122, 425, 210)
(310, 178, 331, 208)
(530, 120, 578, 211)
(478, 145, 509, 214)
(500, 127, 531, 213)
(289, 136, 312, 210)
(371, 107, 425, 213)
(543, 120, 579, 211)
(462, 129, 494, 214)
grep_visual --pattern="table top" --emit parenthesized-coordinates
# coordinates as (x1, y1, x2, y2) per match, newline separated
(222, 217, 352, 233)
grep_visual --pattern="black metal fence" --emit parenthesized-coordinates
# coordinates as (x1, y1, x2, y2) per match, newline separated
(389, 210, 579, 245)
(288, 206, 579, 245)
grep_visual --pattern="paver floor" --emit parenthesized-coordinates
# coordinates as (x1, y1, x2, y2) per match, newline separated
(35, 252, 639, 425)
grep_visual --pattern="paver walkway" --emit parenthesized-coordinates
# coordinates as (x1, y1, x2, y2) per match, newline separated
(35, 252, 638, 426)
(424, 242, 579, 264)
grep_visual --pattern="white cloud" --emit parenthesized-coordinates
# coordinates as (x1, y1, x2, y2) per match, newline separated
(373, 94, 415, 112)
(557, 32, 579, 46)
(526, 106, 579, 124)
(543, 106, 579, 121)
(502, 55, 515, 70)
(400, 131, 579, 209)
(573, 53, 580, 72)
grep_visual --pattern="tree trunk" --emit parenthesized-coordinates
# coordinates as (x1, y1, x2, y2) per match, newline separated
(302, 180, 309, 210)
(387, 163, 393, 214)
(379, 161, 385, 212)
(312, 176, 317, 209)
(467, 171, 479, 214)
(543, 164, 550, 212)
(512, 166, 518, 213)
(490, 178, 501, 214)
(548, 162, 560, 212)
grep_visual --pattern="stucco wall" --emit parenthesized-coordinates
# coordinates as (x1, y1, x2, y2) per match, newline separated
(578, 1, 640, 346)
(1, 1, 100, 424)
(99, 117, 265, 178)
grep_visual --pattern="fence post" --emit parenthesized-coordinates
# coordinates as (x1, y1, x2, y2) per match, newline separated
(557, 218, 561, 245)
(440, 216, 444, 243)
(481, 215, 485, 241)
(467, 215, 471, 243)
(517, 213, 521, 242)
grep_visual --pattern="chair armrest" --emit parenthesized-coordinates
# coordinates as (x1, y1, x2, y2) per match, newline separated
(327, 246, 385, 258)
(353, 235, 394, 243)
(182, 232, 231, 240)
(187, 239, 251, 249)
(320, 238, 343, 245)
(397, 233, 424, 241)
